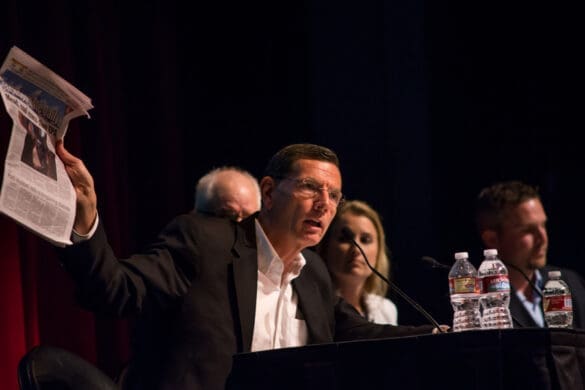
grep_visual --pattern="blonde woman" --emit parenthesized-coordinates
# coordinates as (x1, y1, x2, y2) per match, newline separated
(317, 200, 397, 324)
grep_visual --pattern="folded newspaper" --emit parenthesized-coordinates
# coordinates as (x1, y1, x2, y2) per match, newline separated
(0, 46, 93, 247)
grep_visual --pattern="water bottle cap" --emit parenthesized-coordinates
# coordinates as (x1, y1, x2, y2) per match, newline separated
(483, 248, 498, 256)
(548, 270, 561, 279)
(454, 252, 469, 260)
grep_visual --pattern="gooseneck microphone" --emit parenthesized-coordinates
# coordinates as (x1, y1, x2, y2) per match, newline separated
(504, 262, 543, 299)
(421, 256, 451, 270)
(341, 227, 445, 332)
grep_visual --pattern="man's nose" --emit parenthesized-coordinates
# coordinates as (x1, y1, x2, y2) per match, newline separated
(313, 193, 329, 211)
(537, 226, 548, 244)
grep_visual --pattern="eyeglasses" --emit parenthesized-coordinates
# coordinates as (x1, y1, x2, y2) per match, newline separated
(277, 177, 344, 207)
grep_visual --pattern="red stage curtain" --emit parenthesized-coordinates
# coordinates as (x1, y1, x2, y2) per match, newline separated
(0, 219, 27, 390)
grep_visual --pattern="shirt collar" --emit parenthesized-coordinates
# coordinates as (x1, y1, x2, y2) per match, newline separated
(516, 268, 543, 302)
(534, 268, 543, 288)
(254, 219, 306, 286)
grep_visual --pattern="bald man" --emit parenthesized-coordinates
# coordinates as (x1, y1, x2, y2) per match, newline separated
(194, 166, 261, 221)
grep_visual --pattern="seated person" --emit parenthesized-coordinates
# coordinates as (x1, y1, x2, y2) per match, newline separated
(475, 180, 585, 328)
(317, 199, 397, 324)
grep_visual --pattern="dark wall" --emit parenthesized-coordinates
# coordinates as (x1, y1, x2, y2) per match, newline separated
(1, 1, 582, 328)
(417, 2, 584, 323)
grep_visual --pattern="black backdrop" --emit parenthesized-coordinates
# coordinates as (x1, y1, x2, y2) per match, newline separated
(1, 0, 583, 365)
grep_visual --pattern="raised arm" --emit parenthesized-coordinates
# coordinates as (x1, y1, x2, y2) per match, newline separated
(55, 140, 98, 235)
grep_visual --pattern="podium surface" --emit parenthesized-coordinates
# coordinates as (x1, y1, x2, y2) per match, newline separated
(228, 329, 585, 390)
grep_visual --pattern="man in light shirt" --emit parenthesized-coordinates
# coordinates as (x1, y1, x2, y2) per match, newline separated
(475, 180, 585, 328)
(56, 142, 442, 390)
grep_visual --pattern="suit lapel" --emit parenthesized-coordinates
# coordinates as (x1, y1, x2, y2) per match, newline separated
(232, 216, 259, 352)
(293, 260, 333, 343)
(230, 218, 333, 348)
(510, 289, 539, 327)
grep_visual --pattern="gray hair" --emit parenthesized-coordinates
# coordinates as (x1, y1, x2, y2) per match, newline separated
(194, 166, 261, 213)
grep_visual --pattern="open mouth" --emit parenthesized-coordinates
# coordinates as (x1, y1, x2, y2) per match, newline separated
(305, 219, 322, 228)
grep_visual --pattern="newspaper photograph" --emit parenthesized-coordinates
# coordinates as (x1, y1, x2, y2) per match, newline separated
(0, 46, 93, 247)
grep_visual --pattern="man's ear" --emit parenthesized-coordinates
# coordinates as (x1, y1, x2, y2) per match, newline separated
(481, 229, 498, 248)
(260, 176, 275, 210)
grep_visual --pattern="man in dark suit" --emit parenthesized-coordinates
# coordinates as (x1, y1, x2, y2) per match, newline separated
(475, 180, 585, 329)
(56, 142, 442, 390)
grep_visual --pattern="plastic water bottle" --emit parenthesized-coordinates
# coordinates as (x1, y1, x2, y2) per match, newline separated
(478, 249, 513, 329)
(543, 270, 573, 328)
(448, 251, 482, 332)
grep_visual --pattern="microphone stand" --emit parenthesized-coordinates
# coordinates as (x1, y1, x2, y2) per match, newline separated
(341, 227, 445, 333)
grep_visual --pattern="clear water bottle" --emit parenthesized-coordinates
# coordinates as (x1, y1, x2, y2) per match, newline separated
(448, 251, 482, 332)
(478, 248, 513, 329)
(543, 270, 573, 328)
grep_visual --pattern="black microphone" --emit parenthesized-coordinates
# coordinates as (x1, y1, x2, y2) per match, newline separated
(341, 227, 445, 332)
(421, 256, 451, 271)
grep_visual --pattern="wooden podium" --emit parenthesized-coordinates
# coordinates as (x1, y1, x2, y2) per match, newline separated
(227, 329, 585, 390)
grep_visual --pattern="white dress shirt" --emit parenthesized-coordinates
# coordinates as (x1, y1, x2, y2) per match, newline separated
(364, 293, 398, 325)
(251, 220, 308, 351)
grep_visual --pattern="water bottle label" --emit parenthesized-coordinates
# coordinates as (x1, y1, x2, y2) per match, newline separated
(449, 277, 481, 294)
(543, 295, 573, 312)
(482, 275, 510, 293)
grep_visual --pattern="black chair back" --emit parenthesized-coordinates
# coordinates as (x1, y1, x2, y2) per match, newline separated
(18, 345, 118, 390)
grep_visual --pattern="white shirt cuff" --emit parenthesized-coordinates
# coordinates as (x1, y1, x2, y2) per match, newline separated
(71, 213, 99, 243)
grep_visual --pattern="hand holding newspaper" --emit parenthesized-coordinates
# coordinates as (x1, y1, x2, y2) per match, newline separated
(0, 46, 93, 247)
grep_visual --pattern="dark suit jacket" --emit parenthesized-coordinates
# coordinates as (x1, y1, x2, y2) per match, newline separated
(60, 212, 433, 389)
(510, 265, 585, 329)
